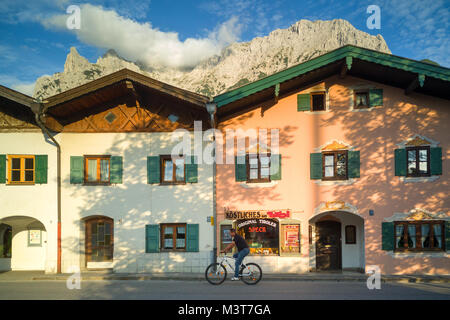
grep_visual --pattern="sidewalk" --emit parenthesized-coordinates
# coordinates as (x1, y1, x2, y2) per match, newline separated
(1, 271, 449, 283)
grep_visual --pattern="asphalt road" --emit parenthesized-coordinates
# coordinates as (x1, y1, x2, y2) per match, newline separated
(0, 280, 449, 300)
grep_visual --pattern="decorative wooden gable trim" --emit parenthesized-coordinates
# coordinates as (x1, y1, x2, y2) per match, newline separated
(43, 72, 210, 132)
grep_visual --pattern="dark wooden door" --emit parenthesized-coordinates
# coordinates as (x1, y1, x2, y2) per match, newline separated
(315, 221, 342, 270)
(85, 217, 114, 263)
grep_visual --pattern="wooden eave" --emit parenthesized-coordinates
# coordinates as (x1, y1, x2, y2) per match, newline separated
(44, 69, 209, 117)
(213, 45, 450, 113)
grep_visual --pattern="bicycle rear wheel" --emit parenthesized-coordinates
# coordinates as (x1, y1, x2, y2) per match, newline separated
(240, 263, 262, 285)
(205, 263, 227, 285)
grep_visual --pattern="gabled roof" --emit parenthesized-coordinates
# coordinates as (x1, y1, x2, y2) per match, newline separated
(213, 45, 450, 108)
(0, 85, 35, 108)
(0, 85, 38, 128)
(43, 68, 209, 112)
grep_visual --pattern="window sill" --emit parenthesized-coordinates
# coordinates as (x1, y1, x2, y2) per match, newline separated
(239, 181, 278, 188)
(159, 180, 187, 185)
(386, 251, 449, 258)
(349, 105, 382, 112)
(399, 176, 440, 183)
(314, 179, 356, 186)
(83, 182, 112, 186)
(6, 182, 35, 185)
(305, 110, 329, 114)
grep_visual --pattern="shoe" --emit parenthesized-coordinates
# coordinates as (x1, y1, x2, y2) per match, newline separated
(231, 277, 240, 281)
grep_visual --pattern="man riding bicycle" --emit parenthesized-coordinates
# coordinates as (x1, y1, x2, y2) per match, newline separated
(221, 228, 250, 281)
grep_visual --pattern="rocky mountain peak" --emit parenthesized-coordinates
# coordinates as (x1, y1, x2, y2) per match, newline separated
(63, 47, 91, 73)
(34, 19, 391, 99)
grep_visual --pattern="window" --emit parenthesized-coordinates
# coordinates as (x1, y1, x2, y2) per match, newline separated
(311, 92, 326, 111)
(345, 225, 356, 244)
(394, 221, 444, 251)
(85, 217, 114, 262)
(8, 155, 34, 184)
(237, 219, 279, 255)
(84, 156, 110, 184)
(161, 155, 185, 184)
(161, 223, 186, 251)
(322, 150, 348, 180)
(220, 224, 233, 251)
(406, 146, 430, 177)
(354, 91, 369, 109)
(247, 153, 271, 183)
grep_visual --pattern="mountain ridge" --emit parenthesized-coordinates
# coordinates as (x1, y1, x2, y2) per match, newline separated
(33, 19, 390, 99)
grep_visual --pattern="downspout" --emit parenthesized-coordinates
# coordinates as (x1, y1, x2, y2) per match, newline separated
(206, 101, 217, 265)
(32, 101, 62, 274)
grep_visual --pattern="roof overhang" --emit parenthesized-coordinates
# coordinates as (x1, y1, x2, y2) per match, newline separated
(213, 45, 450, 115)
(43, 68, 210, 119)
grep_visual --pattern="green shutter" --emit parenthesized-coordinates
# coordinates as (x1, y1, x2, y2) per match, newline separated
(110, 156, 123, 184)
(186, 224, 199, 252)
(147, 156, 160, 184)
(186, 156, 198, 183)
(235, 156, 247, 181)
(0, 155, 6, 184)
(310, 153, 322, 180)
(394, 149, 407, 176)
(297, 94, 310, 111)
(270, 154, 282, 180)
(348, 151, 360, 178)
(445, 221, 450, 251)
(35, 155, 48, 184)
(381, 222, 394, 251)
(369, 89, 383, 107)
(145, 224, 160, 253)
(70, 156, 84, 184)
(430, 147, 442, 175)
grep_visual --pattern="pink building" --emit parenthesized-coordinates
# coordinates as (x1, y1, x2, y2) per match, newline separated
(213, 45, 450, 275)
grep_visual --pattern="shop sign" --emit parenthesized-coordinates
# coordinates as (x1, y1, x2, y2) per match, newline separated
(225, 208, 290, 220)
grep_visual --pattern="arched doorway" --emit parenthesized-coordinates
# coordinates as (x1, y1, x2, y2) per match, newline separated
(309, 209, 365, 272)
(84, 216, 114, 267)
(0, 216, 47, 271)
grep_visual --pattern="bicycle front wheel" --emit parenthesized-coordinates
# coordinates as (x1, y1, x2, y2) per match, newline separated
(205, 263, 227, 285)
(240, 263, 262, 285)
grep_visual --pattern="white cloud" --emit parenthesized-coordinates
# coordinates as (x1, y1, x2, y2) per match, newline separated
(12, 82, 36, 96)
(0, 74, 35, 96)
(41, 4, 242, 70)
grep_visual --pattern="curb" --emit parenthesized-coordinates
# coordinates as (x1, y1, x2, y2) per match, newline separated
(26, 276, 450, 283)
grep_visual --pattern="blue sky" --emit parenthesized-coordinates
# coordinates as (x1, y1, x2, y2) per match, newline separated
(0, 0, 448, 95)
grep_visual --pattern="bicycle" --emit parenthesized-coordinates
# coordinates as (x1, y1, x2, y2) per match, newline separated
(205, 253, 262, 285)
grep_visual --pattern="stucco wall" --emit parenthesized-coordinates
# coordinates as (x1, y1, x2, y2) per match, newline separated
(216, 75, 450, 275)
(59, 132, 214, 273)
(0, 132, 58, 273)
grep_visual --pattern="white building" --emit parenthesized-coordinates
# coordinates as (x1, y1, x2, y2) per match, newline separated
(0, 70, 215, 274)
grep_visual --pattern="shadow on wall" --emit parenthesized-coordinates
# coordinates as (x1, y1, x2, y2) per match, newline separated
(322, 82, 449, 274)
(61, 132, 214, 273)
